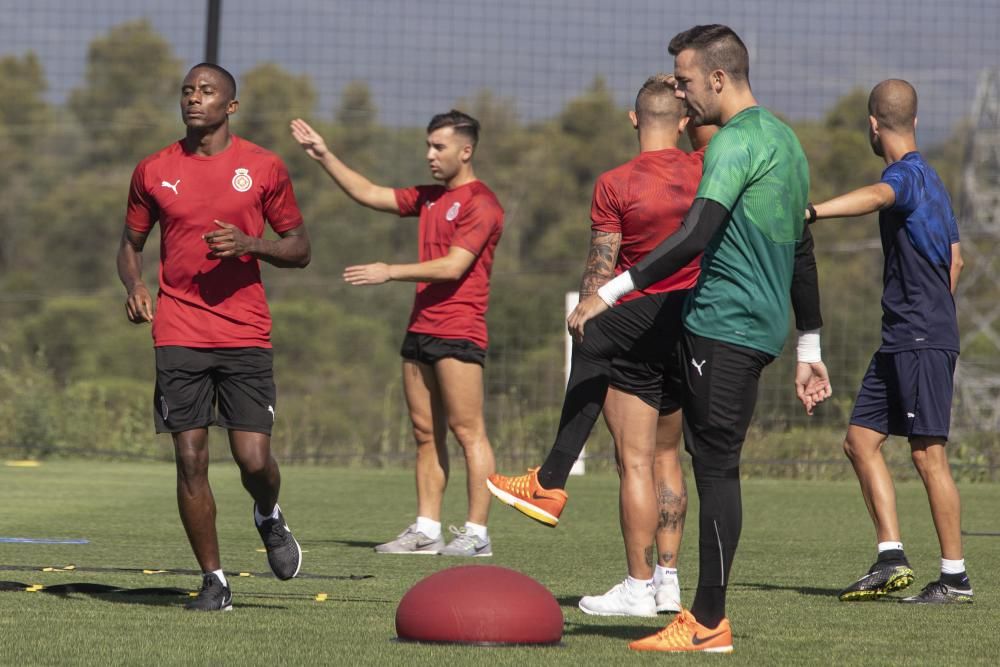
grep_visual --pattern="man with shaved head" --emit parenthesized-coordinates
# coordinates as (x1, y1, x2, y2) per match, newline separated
(118, 62, 311, 611)
(810, 79, 972, 605)
(492, 75, 715, 616)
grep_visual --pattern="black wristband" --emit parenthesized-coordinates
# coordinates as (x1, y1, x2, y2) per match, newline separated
(806, 203, 817, 224)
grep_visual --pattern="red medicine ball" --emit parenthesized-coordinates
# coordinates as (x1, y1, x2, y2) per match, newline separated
(396, 565, 563, 645)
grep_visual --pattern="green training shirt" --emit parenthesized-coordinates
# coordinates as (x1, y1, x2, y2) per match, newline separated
(684, 106, 809, 356)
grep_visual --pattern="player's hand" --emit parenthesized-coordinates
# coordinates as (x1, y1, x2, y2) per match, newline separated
(203, 220, 254, 258)
(344, 262, 391, 285)
(125, 282, 154, 323)
(795, 360, 832, 415)
(290, 118, 330, 160)
(567, 294, 610, 343)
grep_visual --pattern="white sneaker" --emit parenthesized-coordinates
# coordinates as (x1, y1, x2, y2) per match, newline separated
(654, 576, 681, 612)
(578, 580, 657, 617)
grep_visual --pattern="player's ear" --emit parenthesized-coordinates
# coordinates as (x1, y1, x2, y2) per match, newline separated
(460, 142, 474, 163)
(868, 115, 879, 135)
(711, 70, 724, 94)
(913, 115, 918, 132)
(628, 110, 639, 129)
(677, 114, 690, 134)
(227, 99, 239, 116)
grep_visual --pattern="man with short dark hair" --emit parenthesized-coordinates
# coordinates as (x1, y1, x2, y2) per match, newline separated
(118, 63, 311, 611)
(565, 25, 830, 652)
(291, 110, 502, 557)
(810, 79, 972, 605)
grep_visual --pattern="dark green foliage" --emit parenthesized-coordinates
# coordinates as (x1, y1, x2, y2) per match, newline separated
(0, 21, 993, 477)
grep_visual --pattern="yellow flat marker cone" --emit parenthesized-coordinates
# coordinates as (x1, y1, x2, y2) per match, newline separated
(255, 548, 266, 553)
(26, 585, 44, 592)
(143, 569, 167, 575)
(42, 567, 55, 572)
(188, 591, 198, 598)
(314, 593, 327, 602)
(238, 572, 252, 577)
(63, 565, 76, 571)
(5, 460, 41, 468)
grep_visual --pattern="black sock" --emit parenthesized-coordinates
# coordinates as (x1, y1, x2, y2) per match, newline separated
(877, 548, 906, 564)
(940, 571, 970, 588)
(690, 586, 726, 629)
(536, 450, 578, 490)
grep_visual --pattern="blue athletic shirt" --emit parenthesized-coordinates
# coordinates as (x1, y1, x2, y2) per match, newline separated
(878, 151, 960, 353)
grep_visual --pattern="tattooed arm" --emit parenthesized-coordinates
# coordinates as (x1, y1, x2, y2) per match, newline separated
(578, 230, 622, 299)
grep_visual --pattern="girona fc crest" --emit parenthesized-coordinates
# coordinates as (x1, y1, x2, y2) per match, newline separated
(446, 202, 461, 221)
(232, 168, 252, 192)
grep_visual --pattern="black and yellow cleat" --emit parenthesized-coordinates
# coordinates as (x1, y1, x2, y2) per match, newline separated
(839, 560, 914, 601)
(900, 580, 973, 604)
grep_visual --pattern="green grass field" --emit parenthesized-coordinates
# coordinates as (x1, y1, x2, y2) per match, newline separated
(2, 460, 997, 665)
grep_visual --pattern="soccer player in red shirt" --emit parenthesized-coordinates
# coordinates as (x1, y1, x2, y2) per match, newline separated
(117, 63, 311, 611)
(492, 75, 714, 615)
(291, 110, 502, 557)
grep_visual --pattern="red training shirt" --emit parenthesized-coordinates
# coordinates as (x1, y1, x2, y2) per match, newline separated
(394, 181, 504, 349)
(590, 147, 705, 302)
(126, 135, 304, 348)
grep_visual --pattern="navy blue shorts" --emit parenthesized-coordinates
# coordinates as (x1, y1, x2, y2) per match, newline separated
(850, 349, 958, 440)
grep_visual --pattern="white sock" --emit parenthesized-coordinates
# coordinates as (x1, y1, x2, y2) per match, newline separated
(877, 541, 903, 553)
(655, 565, 678, 586)
(625, 575, 653, 595)
(941, 558, 965, 575)
(464, 521, 488, 539)
(415, 516, 441, 539)
(210, 569, 228, 588)
(254, 503, 280, 526)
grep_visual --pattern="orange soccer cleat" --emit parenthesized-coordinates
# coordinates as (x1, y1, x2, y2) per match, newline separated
(628, 608, 733, 653)
(485, 467, 567, 527)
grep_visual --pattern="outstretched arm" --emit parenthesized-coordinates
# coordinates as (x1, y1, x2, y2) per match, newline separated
(290, 118, 399, 213)
(117, 226, 155, 323)
(344, 246, 476, 286)
(811, 183, 895, 220)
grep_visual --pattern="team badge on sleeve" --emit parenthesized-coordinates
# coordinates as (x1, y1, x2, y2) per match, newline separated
(232, 168, 253, 193)
(446, 202, 461, 221)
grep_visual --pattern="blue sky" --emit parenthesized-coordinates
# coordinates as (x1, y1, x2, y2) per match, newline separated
(2, 0, 997, 144)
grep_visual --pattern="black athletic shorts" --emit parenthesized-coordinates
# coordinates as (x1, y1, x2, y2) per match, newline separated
(609, 347, 684, 415)
(601, 290, 689, 414)
(154, 346, 276, 435)
(680, 330, 774, 469)
(400, 332, 487, 366)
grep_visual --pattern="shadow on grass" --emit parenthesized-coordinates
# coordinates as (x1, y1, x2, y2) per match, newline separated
(313, 539, 382, 549)
(561, 621, 656, 641)
(735, 581, 846, 598)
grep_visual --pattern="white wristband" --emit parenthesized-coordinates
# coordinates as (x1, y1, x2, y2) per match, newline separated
(596, 271, 636, 307)
(796, 329, 822, 363)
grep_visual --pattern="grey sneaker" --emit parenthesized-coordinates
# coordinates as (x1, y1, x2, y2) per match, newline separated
(374, 525, 445, 554)
(184, 573, 233, 612)
(439, 525, 492, 557)
(255, 504, 302, 580)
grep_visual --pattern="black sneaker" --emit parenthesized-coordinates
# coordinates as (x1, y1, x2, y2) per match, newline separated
(900, 580, 974, 604)
(255, 505, 302, 580)
(185, 573, 233, 611)
(839, 559, 914, 601)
